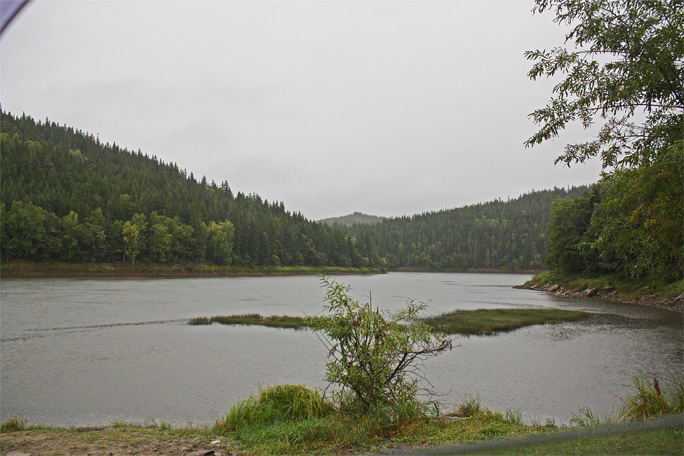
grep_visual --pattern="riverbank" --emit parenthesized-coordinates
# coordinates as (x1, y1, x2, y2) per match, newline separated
(0, 261, 385, 278)
(517, 272, 684, 314)
(2, 414, 681, 455)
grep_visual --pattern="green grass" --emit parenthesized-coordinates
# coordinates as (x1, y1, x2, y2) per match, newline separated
(189, 314, 312, 329)
(422, 308, 590, 336)
(618, 372, 683, 421)
(212, 389, 682, 455)
(218, 385, 333, 432)
(452, 395, 486, 418)
(212, 390, 548, 454)
(0, 416, 26, 433)
(472, 427, 683, 455)
(3, 389, 681, 455)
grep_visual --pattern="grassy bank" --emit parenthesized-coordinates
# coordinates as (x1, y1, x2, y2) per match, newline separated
(529, 270, 683, 297)
(189, 308, 590, 336)
(0, 261, 384, 277)
(3, 374, 681, 455)
(3, 399, 681, 455)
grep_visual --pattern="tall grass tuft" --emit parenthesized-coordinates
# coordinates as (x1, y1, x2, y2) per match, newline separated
(570, 407, 613, 427)
(619, 372, 684, 421)
(453, 395, 484, 418)
(0, 416, 26, 433)
(218, 384, 333, 432)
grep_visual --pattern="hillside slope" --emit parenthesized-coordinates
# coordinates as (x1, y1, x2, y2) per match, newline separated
(0, 111, 380, 267)
(349, 188, 589, 270)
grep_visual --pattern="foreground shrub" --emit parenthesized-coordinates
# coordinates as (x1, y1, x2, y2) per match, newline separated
(307, 277, 452, 420)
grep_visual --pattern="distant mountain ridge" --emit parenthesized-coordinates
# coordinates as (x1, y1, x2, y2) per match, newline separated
(320, 212, 385, 227)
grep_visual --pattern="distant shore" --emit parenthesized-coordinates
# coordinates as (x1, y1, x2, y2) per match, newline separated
(0, 261, 546, 278)
(0, 261, 385, 278)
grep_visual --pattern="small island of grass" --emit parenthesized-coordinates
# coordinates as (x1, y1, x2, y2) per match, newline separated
(422, 308, 590, 336)
(189, 314, 311, 329)
(189, 307, 590, 336)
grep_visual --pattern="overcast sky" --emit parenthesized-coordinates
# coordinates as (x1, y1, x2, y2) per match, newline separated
(0, 0, 602, 220)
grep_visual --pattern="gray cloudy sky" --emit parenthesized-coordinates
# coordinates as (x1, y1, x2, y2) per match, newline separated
(0, 0, 602, 220)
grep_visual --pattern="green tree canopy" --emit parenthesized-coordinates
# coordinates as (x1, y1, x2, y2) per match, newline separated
(531, 0, 683, 283)
(525, 0, 683, 168)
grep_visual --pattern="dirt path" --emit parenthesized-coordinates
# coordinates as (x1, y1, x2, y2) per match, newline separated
(0, 427, 239, 456)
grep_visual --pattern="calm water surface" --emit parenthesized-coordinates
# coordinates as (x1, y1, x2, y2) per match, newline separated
(1, 273, 681, 426)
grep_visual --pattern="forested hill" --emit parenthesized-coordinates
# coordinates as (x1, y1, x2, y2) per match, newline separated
(348, 187, 589, 271)
(0, 111, 381, 267)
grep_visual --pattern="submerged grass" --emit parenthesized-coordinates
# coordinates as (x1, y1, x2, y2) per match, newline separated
(422, 308, 589, 336)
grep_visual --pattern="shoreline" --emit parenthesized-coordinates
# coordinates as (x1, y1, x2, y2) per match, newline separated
(389, 266, 543, 274)
(0, 261, 541, 278)
(0, 261, 386, 278)
(516, 281, 684, 314)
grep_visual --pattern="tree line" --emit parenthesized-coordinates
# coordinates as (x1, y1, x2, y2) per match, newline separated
(526, 0, 683, 285)
(0, 111, 382, 268)
(546, 143, 682, 283)
(346, 187, 588, 271)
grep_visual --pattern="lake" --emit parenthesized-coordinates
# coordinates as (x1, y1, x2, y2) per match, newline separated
(1, 273, 681, 427)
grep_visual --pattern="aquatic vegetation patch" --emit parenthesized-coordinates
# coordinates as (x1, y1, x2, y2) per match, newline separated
(188, 314, 312, 329)
(422, 308, 589, 336)
(190, 308, 590, 335)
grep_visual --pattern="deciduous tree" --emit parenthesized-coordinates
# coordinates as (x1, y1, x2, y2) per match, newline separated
(525, 0, 683, 168)
(308, 277, 452, 418)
